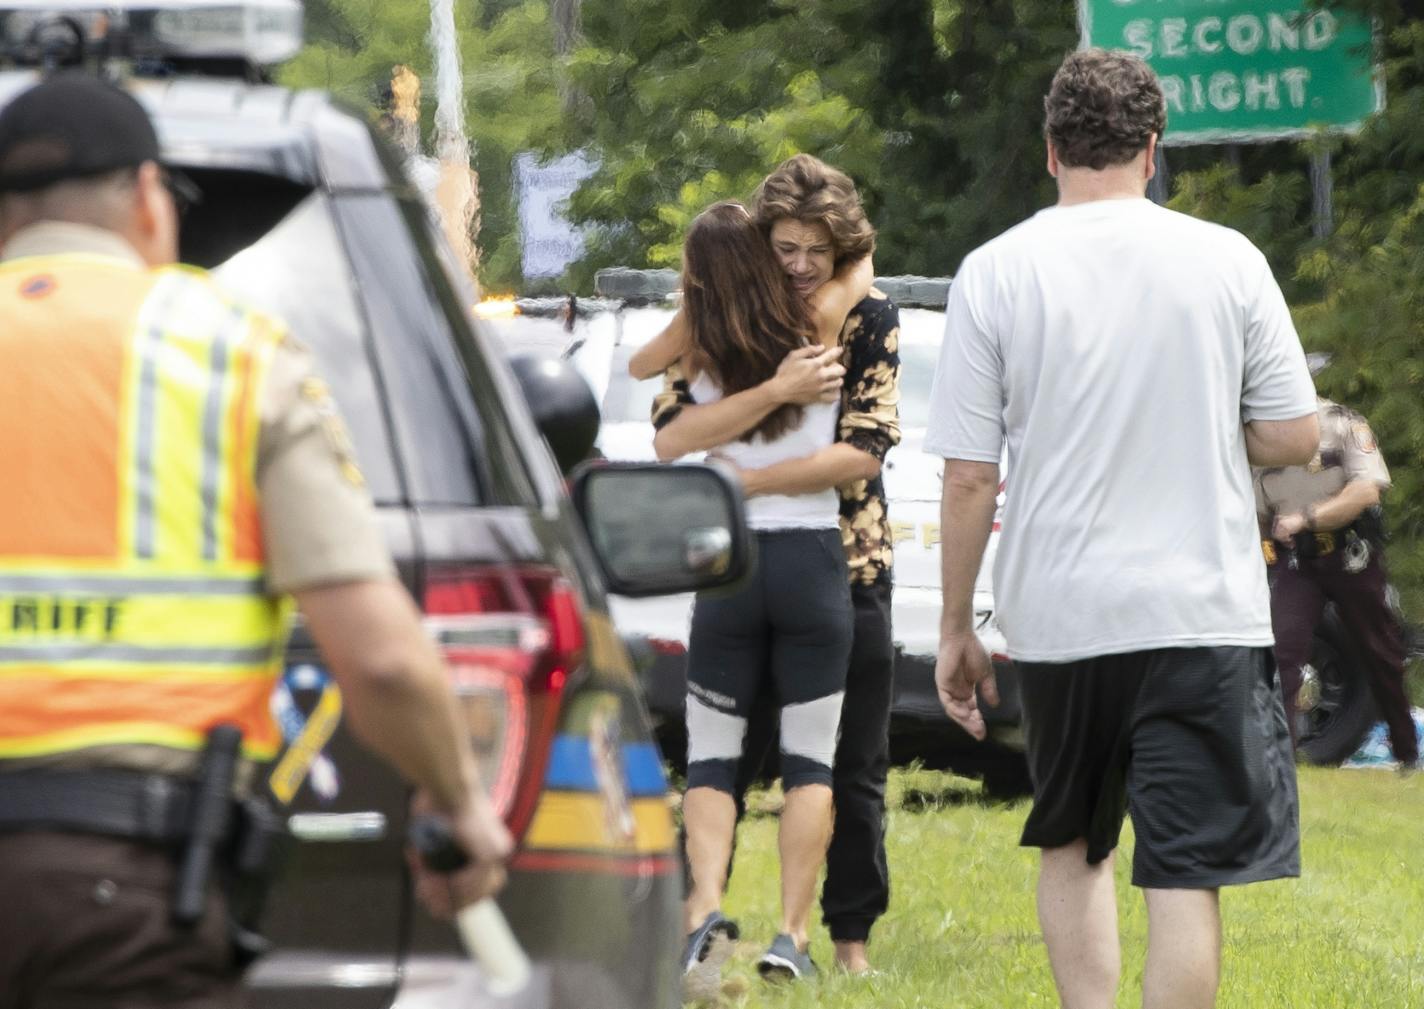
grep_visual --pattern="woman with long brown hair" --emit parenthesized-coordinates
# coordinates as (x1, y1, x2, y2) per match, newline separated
(655, 201, 870, 988)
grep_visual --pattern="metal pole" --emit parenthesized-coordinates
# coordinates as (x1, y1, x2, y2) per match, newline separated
(1310, 148, 1334, 239)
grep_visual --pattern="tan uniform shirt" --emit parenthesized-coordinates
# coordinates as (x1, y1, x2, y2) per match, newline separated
(1, 222, 394, 779)
(1253, 397, 1391, 521)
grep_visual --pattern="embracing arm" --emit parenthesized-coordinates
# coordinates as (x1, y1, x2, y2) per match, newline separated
(654, 380, 785, 461)
(628, 310, 689, 380)
(652, 346, 845, 460)
(636, 256, 870, 380)
(808, 256, 873, 347)
(735, 443, 880, 497)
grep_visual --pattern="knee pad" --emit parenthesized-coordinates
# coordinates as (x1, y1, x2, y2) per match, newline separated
(779, 691, 843, 790)
(686, 694, 747, 795)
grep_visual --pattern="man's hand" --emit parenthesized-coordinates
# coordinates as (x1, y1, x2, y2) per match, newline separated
(408, 788, 513, 920)
(706, 451, 766, 497)
(935, 630, 999, 742)
(1272, 512, 1308, 543)
(770, 345, 844, 405)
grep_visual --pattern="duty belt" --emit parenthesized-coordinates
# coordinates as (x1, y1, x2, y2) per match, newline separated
(1262, 531, 1338, 566)
(0, 769, 214, 843)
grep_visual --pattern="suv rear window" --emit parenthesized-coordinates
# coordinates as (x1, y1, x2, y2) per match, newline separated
(206, 186, 404, 504)
(332, 193, 489, 506)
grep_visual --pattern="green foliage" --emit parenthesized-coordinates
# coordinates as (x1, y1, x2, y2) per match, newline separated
(565, 0, 1076, 287)
(280, 1, 1424, 605)
(281, 0, 564, 294)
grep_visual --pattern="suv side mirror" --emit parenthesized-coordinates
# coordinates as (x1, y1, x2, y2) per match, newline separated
(570, 462, 751, 598)
(509, 354, 601, 474)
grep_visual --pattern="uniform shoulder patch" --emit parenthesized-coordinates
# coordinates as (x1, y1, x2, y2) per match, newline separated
(1352, 420, 1378, 453)
(300, 375, 366, 487)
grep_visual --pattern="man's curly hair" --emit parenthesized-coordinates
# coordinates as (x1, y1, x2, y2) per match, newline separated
(751, 153, 875, 265)
(1045, 49, 1166, 170)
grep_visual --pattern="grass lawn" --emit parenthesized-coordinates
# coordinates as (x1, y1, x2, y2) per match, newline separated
(699, 765, 1424, 1008)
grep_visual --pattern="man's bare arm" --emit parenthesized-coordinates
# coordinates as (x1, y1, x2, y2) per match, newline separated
(934, 459, 1001, 741)
(296, 578, 511, 906)
(939, 461, 1000, 637)
(653, 346, 843, 460)
(1245, 414, 1319, 466)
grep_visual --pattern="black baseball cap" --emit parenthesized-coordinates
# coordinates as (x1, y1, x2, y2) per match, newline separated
(0, 72, 197, 204)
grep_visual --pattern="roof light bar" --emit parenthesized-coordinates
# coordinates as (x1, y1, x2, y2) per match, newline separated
(0, 0, 304, 68)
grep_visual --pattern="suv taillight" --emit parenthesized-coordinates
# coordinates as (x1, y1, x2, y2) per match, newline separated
(424, 565, 585, 840)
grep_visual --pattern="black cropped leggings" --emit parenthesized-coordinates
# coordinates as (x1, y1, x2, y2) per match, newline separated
(684, 527, 853, 793)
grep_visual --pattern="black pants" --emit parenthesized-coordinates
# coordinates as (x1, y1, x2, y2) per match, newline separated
(1269, 550, 1419, 764)
(1017, 647, 1299, 888)
(0, 832, 239, 1009)
(735, 579, 894, 943)
(685, 528, 853, 794)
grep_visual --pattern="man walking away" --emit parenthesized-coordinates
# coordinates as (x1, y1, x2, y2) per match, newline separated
(927, 50, 1319, 1009)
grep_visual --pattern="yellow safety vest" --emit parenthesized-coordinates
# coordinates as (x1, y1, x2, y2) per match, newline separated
(0, 254, 291, 762)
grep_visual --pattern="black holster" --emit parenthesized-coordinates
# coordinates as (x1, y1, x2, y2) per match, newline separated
(171, 724, 290, 968)
(223, 796, 290, 966)
(1354, 505, 1389, 548)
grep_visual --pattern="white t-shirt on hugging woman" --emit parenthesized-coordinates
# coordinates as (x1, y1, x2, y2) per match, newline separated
(689, 370, 840, 531)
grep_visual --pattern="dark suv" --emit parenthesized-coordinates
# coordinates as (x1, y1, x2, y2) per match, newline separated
(0, 46, 745, 1009)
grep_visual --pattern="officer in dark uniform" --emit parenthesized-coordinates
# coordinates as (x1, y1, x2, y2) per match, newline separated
(1254, 397, 1419, 771)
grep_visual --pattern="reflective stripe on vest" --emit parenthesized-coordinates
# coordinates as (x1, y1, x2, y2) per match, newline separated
(0, 256, 290, 761)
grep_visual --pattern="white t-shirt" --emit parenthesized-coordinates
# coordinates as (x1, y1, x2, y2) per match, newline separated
(689, 371, 841, 531)
(924, 198, 1316, 663)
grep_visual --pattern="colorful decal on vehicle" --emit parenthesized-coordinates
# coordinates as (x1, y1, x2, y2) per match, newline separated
(588, 697, 636, 844)
(513, 722, 675, 878)
(268, 664, 343, 805)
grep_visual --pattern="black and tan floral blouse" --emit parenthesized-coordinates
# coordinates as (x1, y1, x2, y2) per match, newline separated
(650, 290, 902, 587)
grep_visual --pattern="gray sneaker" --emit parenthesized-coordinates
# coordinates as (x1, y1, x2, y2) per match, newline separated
(681, 911, 739, 1003)
(757, 933, 817, 981)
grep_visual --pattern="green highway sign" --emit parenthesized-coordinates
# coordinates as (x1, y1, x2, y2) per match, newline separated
(1080, 0, 1383, 143)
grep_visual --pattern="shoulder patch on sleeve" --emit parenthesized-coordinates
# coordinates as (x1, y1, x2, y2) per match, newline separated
(299, 376, 366, 486)
(1352, 420, 1377, 453)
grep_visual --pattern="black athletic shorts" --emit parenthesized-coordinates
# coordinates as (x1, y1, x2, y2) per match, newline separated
(1017, 645, 1300, 889)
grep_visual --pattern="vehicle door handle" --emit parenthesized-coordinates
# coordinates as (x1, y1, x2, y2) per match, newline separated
(287, 812, 387, 843)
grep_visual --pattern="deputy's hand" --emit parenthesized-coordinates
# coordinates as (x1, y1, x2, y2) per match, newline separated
(935, 630, 998, 742)
(408, 789, 513, 920)
(1272, 512, 1308, 543)
(771, 345, 844, 406)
